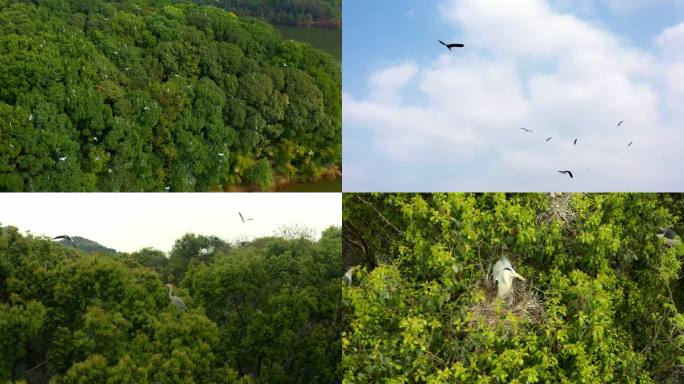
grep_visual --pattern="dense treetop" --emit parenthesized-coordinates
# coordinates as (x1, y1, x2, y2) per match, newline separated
(0, 224, 341, 383)
(191, 0, 341, 28)
(343, 193, 684, 383)
(0, 0, 341, 191)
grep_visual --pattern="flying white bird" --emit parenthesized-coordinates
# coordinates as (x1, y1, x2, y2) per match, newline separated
(58, 156, 67, 161)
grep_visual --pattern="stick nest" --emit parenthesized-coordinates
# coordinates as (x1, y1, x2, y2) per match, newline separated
(537, 192, 577, 230)
(468, 278, 545, 330)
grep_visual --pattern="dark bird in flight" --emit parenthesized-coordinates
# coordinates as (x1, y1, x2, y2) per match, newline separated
(618, 121, 624, 126)
(627, 141, 633, 148)
(573, 138, 578, 145)
(520, 128, 533, 133)
(546, 137, 552, 142)
(54, 235, 76, 247)
(558, 170, 573, 179)
(238, 212, 253, 223)
(439, 40, 465, 50)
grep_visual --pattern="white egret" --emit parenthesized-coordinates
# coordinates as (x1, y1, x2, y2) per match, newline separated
(343, 267, 355, 286)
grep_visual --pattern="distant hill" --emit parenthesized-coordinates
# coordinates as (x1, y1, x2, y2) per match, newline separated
(56, 236, 118, 255)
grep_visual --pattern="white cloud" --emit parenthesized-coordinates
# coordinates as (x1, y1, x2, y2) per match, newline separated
(599, 0, 684, 14)
(656, 21, 684, 60)
(367, 62, 419, 103)
(344, 0, 683, 190)
(657, 21, 684, 120)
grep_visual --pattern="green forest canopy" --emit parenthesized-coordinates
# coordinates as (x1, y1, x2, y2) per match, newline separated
(0, 0, 341, 191)
(0, 224, 341, 383)
(191, 0, 341, 28)
(343, 193, 684, 383)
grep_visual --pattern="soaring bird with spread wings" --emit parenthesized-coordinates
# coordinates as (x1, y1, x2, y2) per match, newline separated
(558, 170, 574, 179)
(439, 40, 465, 50)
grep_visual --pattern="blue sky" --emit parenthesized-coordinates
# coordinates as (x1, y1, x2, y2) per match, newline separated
(343, 0, 684, 191)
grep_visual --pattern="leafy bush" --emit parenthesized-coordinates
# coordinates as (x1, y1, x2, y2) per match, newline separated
(343, 193, 684, 383)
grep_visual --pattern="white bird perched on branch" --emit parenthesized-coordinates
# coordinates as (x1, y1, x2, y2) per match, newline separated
(493, 257, 526, 307)
(343, 267, 355, 286)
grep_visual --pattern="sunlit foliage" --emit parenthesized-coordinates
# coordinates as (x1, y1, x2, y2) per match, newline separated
(343, 193, 684, 383)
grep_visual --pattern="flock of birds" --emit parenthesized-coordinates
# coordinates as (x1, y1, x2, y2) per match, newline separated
(438, 40, 634, 180)
(519, 122, 632, 179)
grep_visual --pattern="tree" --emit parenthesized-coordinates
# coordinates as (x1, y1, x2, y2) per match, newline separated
(0, 0, 340, 191)
(343, 193, 684, 383)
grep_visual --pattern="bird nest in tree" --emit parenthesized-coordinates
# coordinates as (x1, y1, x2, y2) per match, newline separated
(537, 192, 577, 230)
(468, 279, 544, 331)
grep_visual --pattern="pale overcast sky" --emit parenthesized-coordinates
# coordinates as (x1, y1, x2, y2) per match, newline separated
(0, 193, 341, 253)
(344, 0, 684, 191)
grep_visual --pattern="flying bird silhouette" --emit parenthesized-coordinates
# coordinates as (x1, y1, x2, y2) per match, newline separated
(558, 170, 573, 179)
(574, 138, 578, 145)
(520, 128, 533, 133)
(627, 141, 633, 148)
(546, 137, 552, 142)
(238, 212, 253, 223)
(439, 40, 465, 50)
(54, 235, 76, 247)
(618, 121, 624, 126)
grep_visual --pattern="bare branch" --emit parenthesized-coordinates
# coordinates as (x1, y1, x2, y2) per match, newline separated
(354, 195, 403, 235)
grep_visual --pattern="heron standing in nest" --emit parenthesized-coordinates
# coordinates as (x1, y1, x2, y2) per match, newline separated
(165, 284, 188, 311)
(493, 257, 526, 307)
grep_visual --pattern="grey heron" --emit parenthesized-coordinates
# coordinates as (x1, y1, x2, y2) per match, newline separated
(656, 228, 681, 247)
(493, 257, 526, 307)
(165, 284, 188, 311)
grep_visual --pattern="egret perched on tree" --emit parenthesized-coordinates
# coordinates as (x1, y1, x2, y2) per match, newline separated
(493, 257, 526, 307)
(343, 266, 355, 286)
(165, 284, 188, 311)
